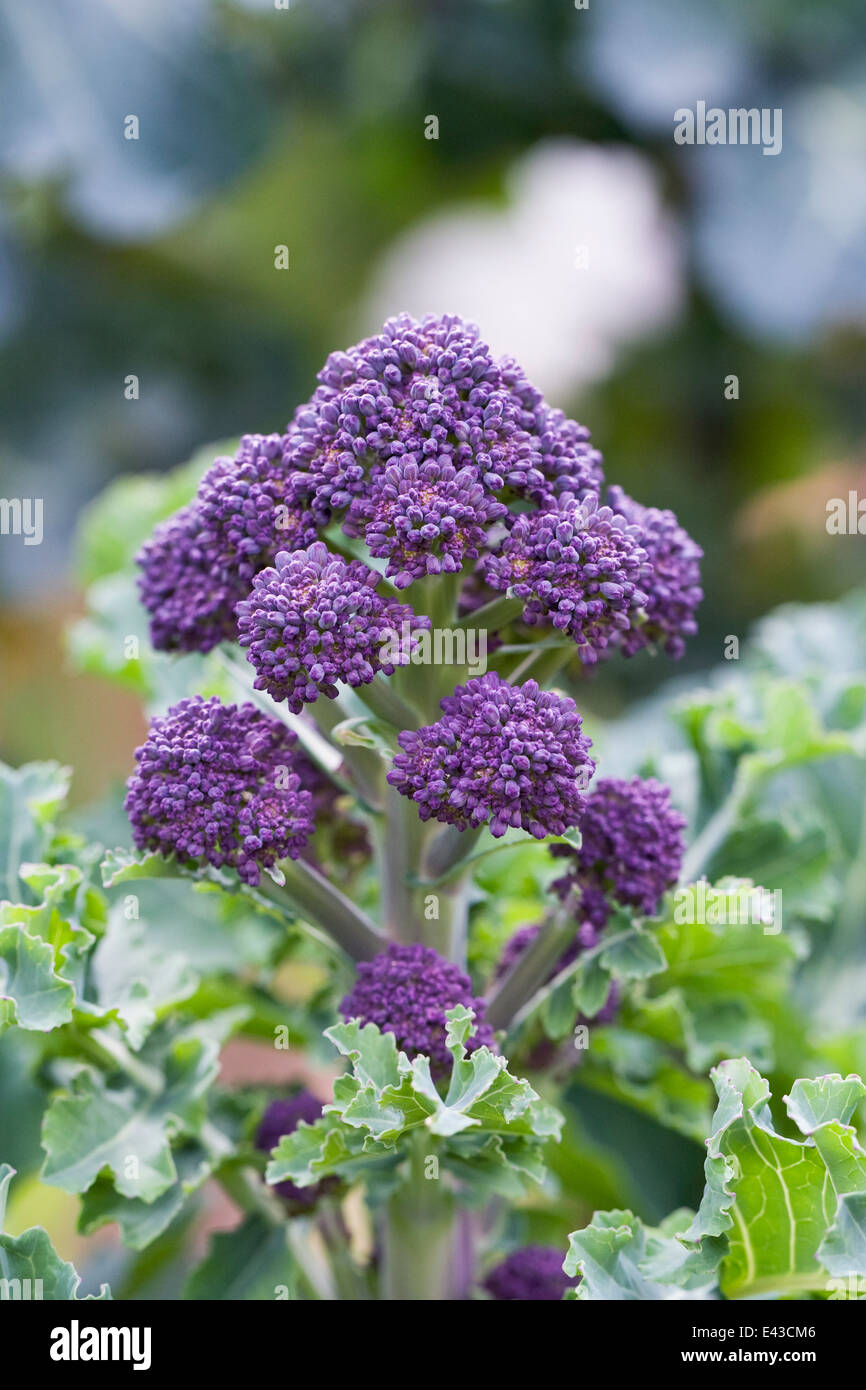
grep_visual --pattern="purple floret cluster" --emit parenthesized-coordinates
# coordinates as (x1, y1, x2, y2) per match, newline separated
(285, 315, 584, 524)
(339, 942, 495, 1079)
(483, 1245, 577, 1301)
(386, 672, 595, 839)
(551, 775, 686, 919)
(344, 457, 507, 589)
(256, 1092, 334, 1209)
(124, 695, 314, 885)
(134, 313, 701, 667)
(137, 433, 316, 654)
(483, 492, 649, 663)
(237, 541, 430, 712)
(608, 486, 703, 659)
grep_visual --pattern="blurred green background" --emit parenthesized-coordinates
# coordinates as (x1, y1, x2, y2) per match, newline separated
(1, 0, 865, 795)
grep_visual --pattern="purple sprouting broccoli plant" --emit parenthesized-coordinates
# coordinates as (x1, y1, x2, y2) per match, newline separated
(114, 313, 705, 1299)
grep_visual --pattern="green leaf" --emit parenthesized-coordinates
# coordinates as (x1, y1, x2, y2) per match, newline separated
(77, 1142, 212, 1251)
(442, 1133, 549, 1204)
(0, 1165, 111, 1299)
(0, 761, 71, 903)
(819, 1194, 866, 1277)
(66, 574, 155, 698)
(99, 847, 283, 925)
(564, 1208, 719, 1301)
(91, 905, 198, 1050)
(542, 973, 581, 1040)
(705, 815, 837, 924)
(572, 953, 613, 1019)
(571, 1058, 866, 1299)
(599, 927, 667, 982)
(184, 1215, 298, 1301)
(41, 1011, 245, 1202)
(785, 1074, 866, 1134)
(756, 682, 855, 767)
(416, 1007, 563, 1140)
(635, 877, 802, 1073)
(0, 861, 106, 1020)
(580, 1040, 712, 1140)
(0, 924, 75, 1033)
(100, 847, 187, 890)
(324, 1018, 402, 1092)
(683, 1058, 866, 1298)
(268, 1009, 562, 1198)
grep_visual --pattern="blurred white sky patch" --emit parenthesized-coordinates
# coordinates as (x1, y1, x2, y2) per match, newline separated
(361, 140, 684, 400)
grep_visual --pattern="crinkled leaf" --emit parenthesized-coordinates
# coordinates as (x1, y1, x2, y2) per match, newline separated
(819, 1194, 866, 1277)
(268, 1009, 562, 1198)
(442, 1133, 549, 1204)
(564, 1208, 718, 1301)
(91, 904, 198, 1050)
(325, 1018, 402, 1092)
(41, 1010, 245, 1202)
(78, 1141, 212, 1250)
(0, 1165, 111, 1299)
(101, 847, 189, 890)
(0, 924, 75, 1033)
(683, 1058, 866, 1298)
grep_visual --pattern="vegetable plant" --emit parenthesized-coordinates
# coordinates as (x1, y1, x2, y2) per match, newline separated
(2, 313, 865, 1302)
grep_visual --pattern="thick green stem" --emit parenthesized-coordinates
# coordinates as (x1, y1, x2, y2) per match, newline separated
(432, 873, 472, 962)
(311, 698, 385, 811)
(354, 675, 419, 731)
(375, 785, 427, 942)
(485, 906, 576, 1030)
(423, 824, 482, 880)
(318, 1205, 372, 1300)
(382, 1133, 457, 1300)
(258, 857, 385, 961)
(456, 593, 524, 633)
(510, 641, 574, 687)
